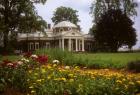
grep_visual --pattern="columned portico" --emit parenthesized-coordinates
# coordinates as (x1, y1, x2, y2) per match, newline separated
(58, 38, 84, 52)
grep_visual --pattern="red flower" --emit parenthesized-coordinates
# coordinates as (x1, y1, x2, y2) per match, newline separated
(23, 52, 32, 58)
(2, 59, 12, 66)
(36, 55, 48, 64)
(1, 59, 17, 68)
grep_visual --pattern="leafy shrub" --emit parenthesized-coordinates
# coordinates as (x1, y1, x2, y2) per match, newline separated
(127, 60, 140, 73)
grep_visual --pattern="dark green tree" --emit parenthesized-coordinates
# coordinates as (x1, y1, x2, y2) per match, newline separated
(52, 6, 80, 25)
(95, 9, 137, 52)
(0, 0, 47, 52)
(90, 0, 138, 23)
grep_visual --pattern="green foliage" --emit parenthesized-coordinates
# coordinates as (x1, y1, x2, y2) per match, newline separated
(94, 9, 136, 52)
(0, 0, 47, 52)
(51, 6, 80, 25)
(127, 60, 140, 73)
(90, 0, 138, 23)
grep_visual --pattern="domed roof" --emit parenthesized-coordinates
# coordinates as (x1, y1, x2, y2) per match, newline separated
(53, 21, 77, 28)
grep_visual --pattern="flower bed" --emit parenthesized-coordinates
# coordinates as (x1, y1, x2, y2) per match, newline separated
(0, 53, 140, 95)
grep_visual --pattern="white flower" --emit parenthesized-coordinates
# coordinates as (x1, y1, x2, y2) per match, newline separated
(7, 63, 13, 66)
(31, 54, 38, 58)
(21, 58, 29, 63)
(52, 60, 60, 64)
(17, 61, 23, 65)
(65, 66, 70, 69)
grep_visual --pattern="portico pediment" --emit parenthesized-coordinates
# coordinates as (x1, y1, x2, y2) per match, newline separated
(61, 31, 84, 37)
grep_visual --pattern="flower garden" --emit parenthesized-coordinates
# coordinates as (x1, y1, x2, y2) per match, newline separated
(0, 51, 140, 95)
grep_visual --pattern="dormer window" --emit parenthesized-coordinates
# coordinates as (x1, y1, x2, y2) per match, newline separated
(59, 28, 64, 32)
(68, 27, 72, 31)
(72, 33, 75, 35)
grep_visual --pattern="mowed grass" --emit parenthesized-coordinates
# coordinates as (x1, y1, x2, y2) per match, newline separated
(73, 53, 140, 69)
(0, 55, 21, 62)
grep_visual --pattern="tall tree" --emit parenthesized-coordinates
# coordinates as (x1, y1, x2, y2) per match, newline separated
(95, 9, 136, 52)
(52, 6, 80, 25)
(0, 0, 47, 52)
(90, 0, 138, 23)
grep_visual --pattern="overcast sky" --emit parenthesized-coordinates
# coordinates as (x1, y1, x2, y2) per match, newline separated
(35, 0, 140, 49)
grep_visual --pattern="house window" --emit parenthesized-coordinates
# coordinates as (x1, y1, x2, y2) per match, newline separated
(68, 27, 72, 31)
(29, 42, 34, 50)
(45, 42, 50, 48)
(35, 42, 39, 50)
(59, 28, 63, 32)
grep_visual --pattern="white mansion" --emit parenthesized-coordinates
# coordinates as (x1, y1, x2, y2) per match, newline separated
(17, 21, 94, 52)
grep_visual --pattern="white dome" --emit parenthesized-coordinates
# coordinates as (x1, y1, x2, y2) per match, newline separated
(53, 21, 77, 28)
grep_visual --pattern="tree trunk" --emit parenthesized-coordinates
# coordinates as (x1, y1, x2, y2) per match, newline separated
(3, 30, 9, 51)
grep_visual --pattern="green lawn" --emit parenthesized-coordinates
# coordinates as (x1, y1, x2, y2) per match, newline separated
(74, 53, 140, 69)
(0, 55, 21, 62)
(0, 52, 140, 69)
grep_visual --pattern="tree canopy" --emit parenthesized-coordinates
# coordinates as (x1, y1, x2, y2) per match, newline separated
(51, 6, 80, 25)
(0, 0, 47, 52)
(90, 0, 138, 23)
(94, 9, 137, 52)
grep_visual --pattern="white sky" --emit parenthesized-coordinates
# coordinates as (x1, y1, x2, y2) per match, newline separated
(35, 0, 140, 49)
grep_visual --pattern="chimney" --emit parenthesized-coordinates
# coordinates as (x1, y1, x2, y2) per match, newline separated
(48, 24, 51, 29)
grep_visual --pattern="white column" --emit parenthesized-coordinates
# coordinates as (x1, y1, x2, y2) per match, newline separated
(82, 38, 85, 51)
(76, 39, 78, 51)
(62, 38, 64, 50)
(79, 39, 81, 51)
(59, 39, 61, 49)
(68, 38, 71, 51)
(78, 39, 80, 51)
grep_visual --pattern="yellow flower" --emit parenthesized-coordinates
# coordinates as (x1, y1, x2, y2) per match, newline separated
(137, 81, 140, 84)
(124, 85, 128, 89)
(28, 70, 32, 73)
(34, 73, 38, 76)
(31, 90, 36, 93)
(36, 79, 42, 82)
(61, 78, 66, 81)
(36, 68, 39, 70)
(69, 79, 74, 82)
(41, 68, 46, 73)
(41, 79, 45, 81)
(47, 76, 51, 79)
(53, 64, 57, 67)
(122, 78, 126, 81)
(68, 74, 74, 77)
(47, 65, 52, 69)
(116, 80, 122, 84)
(29, 86, 34, 89)
(129, 82, 134, 85)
